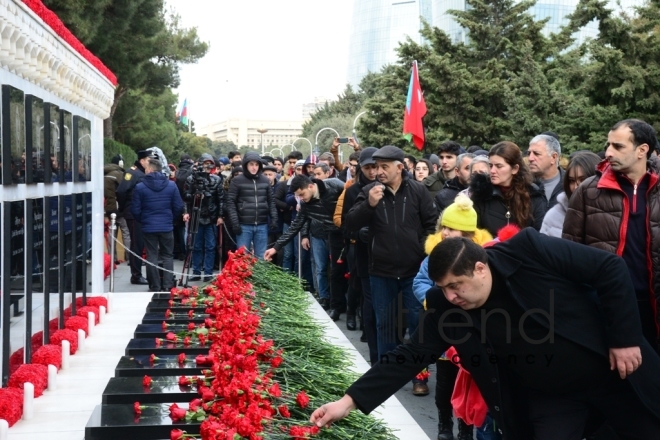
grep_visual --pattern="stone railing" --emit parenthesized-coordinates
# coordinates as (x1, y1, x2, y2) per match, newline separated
(0, 0, 115, 118)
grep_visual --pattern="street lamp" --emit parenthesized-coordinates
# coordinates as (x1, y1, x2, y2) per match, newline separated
(352, 111, 367, 143)
(257, 127, 268, 156)
(314, 127, 340, 156)
(292, 137, 313, 157)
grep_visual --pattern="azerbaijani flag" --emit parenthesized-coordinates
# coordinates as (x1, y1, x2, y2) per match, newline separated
(403, 61, 427, 151)
(179, 99, 189, 126)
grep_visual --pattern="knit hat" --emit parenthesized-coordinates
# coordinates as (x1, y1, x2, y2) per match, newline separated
(441, 194, 477, 232)
(295, 159, 305, 168)
(111, 154, 123, 165)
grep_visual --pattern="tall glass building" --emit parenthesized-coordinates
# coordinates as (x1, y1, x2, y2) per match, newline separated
(347, 0, 432, 87)
(347, 0, 643, 87)
(432, 0, 644, 45)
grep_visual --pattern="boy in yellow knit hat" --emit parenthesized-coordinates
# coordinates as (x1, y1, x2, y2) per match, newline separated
(413, 193, 492, 440)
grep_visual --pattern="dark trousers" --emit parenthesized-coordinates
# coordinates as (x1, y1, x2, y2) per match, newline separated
(143, 231, 174, 291)
(126, 218, 144, 279)
(345, 243, 360, 314)
(528, 372, 660, 440)
(327, 233, 348, 312)
(360, 275, 379, 365)
(638, 299, 659, 354)
(435, 358, 459, 413)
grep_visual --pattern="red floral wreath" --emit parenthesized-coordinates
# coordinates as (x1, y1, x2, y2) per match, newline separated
(21, 0, 117, 85)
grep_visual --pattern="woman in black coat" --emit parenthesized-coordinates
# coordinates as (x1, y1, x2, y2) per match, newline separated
(470, 142, 547, 237)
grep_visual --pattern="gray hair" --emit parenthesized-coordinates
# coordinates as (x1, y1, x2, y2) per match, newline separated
(147, 158, 162, 173)
(530, 134, 561, 156)
(456, 153, 475, 169)
(314, 162, 331, 174)
(469, 155, 490, 174)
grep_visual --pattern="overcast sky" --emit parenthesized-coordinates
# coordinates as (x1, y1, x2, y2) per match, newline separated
(169, 0, 353, 128)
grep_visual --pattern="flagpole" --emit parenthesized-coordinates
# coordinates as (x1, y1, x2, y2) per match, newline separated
(187, 97, 191, 132)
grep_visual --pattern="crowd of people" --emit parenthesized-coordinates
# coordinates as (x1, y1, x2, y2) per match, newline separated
(104, 118, 660, 440)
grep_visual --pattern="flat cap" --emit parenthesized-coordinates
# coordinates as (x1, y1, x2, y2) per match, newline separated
(372, 145, 404, 162)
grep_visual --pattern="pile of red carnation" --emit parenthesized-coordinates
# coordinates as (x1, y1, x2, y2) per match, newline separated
(166, 248, 320, 440)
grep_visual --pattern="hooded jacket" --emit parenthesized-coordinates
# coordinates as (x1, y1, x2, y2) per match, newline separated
(131, 172, 184, 233)
(434, 176, 467, 212)
(344, 171, 439, 278)
(469, 172, 547, 237)
(226, 152, 278, 227)
(182, 153, 224, 224)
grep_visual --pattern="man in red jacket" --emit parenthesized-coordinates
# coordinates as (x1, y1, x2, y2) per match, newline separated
(563, 119, 660, 354)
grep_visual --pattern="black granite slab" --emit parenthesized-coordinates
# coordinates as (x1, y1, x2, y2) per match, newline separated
(145, 300, 208, 313)
(142, 312, 207, 324)
(102, 376, 200, 404)
(134, 323, 194, 339)
(125, 338, 209, 356)
(85, 403, 200, 440)
(115, 355, 205, 377)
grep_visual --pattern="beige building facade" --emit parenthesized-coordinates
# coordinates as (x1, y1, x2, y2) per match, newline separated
(198, 118, 304, 149)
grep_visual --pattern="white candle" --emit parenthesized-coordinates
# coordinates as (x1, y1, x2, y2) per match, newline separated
(106, 293, 112, 313)
(78, 329, 86, 351)
(48, 364, 57, 391)
(61, 340, 70, 370)
(23, 382, 34, 420)
(88, 312, 95, 336)
(99, 305, 106, 324)
(0, 419, 8, 440)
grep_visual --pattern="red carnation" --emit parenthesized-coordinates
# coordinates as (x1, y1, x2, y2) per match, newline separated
(171, 428, 185, 440)
(8, 364, 49, 397)
(143, 375, 153, 387)
(32, 344, 63, 370)
(270, 355, 283, 368)
(169, 403, 187, 421)
(134, 401, 143, 415)
(166, 332, 177, 341)
(179, 376, 192, 386)
(50, 329, 79, 354)
(189, 398, 202, 412)
(163, 321, 169, 330)
(178, 353, 186, 364)
(296, 390, 310, 408)
(278, 404, 290, 418)
(76, 296, 108, 310)
(155, 338, 162, 347)
(77, 306, 100, 324)
(268, 383, 282, 398)
(188, 309, 194, 319)
(64, 316, 89, 336)
(187, 322, 195, 331)
(183, 336, 191, 346)
(0, 387, 23, 426)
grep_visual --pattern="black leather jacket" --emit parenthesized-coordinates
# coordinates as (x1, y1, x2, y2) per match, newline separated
(273, 178, 344, 251)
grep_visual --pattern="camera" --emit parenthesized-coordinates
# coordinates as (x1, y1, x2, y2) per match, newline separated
(191, 165, 211, 195)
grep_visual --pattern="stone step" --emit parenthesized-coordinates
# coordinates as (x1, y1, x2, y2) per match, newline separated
(125, 338, 208, 356)
(102, 376, 199, 404)
(145, 299, 208, 313)
(84, 403, 200, 440)
(142, 312, 207, 324)
(134, 323, 192, 339)
(115, 355, 205, 377)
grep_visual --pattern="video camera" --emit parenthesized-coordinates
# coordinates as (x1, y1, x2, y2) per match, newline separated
(190, 162, 214, 196)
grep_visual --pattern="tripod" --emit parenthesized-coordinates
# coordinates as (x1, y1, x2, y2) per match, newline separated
(179, 192, 204, 287)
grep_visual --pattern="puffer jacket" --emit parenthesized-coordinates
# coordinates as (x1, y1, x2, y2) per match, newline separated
(183, 153, 224, 225)
(273, 177, 345, 252)
(131, 172, 184, 233)
(469, 172, 547, 237)
(563, 160, 660, 340)
(540, 192, 568, 238)
(344, 172, 439, 278)
(226, 152, 277, 226)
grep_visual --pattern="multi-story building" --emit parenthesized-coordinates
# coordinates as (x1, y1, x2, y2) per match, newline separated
(302, 97, 333, 120)
(198, 118, 304, 150)
(347, 0, 643, 87)
(347, 0, 433, 88)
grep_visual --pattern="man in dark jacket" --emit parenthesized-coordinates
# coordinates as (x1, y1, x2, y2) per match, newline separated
(227, 152, 277, 259)
(339, 147, 379, 363)
(435, 152, 474, 212)
(264, 174, 345, 315)
(344, 145, 438, 395)
(564, 119, 660, 353)
(311, 229, 660, 439)
(173, 154, 195, 260)
(528, 134, 565, 209)
(183, 153, 224, 281)
(117, 149, 155, 285)
(131, 159, 184, 291)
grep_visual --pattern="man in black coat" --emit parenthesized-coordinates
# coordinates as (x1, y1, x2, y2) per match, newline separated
(435, 152, 474, 212)
(310, 228, 660, 439)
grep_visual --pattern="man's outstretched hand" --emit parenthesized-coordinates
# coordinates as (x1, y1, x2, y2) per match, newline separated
(309, 395, 356, 428)
(609, 346, 642, 379)
(264, 248, 277, 262)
